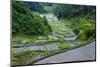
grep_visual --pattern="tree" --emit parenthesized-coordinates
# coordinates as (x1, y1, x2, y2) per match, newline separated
(12, 1, 52, 35)
(53, 4, 96, 19)
(26, 2, 44, 13)
(73, 29, 80, 36)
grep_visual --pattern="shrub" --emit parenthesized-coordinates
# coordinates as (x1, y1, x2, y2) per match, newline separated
(73, 29, 80, 36)
(85, 28, 95, 39)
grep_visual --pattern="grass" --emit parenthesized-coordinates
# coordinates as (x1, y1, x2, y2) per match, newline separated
(12, 33, 38, 45)
(12, 33, 64, 46)
(48, 19, 72, 35)
(12, 50, 53, 65)
(58, 43, 72, 49)
(12, 50, 38, 65)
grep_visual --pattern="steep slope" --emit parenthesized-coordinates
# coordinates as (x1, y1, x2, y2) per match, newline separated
(12, 1, 52, 35)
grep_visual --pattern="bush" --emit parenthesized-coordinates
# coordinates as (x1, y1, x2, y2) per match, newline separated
(78, 28, 95, 41)
(70, 18, 96, 41)
(73, 29, 80, 36)
(85, 28, 95, 39)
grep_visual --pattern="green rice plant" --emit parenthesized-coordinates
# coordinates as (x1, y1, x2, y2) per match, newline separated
(58, 43, 72, 49)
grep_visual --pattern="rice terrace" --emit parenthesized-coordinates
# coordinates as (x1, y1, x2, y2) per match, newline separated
(11, 0, 96, 66)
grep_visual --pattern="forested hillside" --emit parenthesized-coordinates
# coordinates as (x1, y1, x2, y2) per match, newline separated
(12, 1, 52, 35)
(54, 4, 96, 20)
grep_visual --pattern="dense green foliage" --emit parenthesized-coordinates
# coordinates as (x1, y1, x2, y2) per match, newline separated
(69, 17, 96, 40)
(12, 50, 51, 65)
(53, 4, 96, 41)
(26, 2, 44, 13)
(54, 4, 96, 19)
(58, 43, 71, 49)
(85, 28, 95, 39)
(12, 1, 52, 35)
(73, 29, 80, 36)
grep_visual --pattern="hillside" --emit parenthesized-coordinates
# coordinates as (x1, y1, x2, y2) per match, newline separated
(12, 1, 52, 35)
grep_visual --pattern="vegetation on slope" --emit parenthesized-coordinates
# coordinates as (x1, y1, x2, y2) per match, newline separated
(53, 4, 96, 41)
(54, 4, 96, 19)
(12, 1, 52, 35)
(12, 1, 96, 66)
